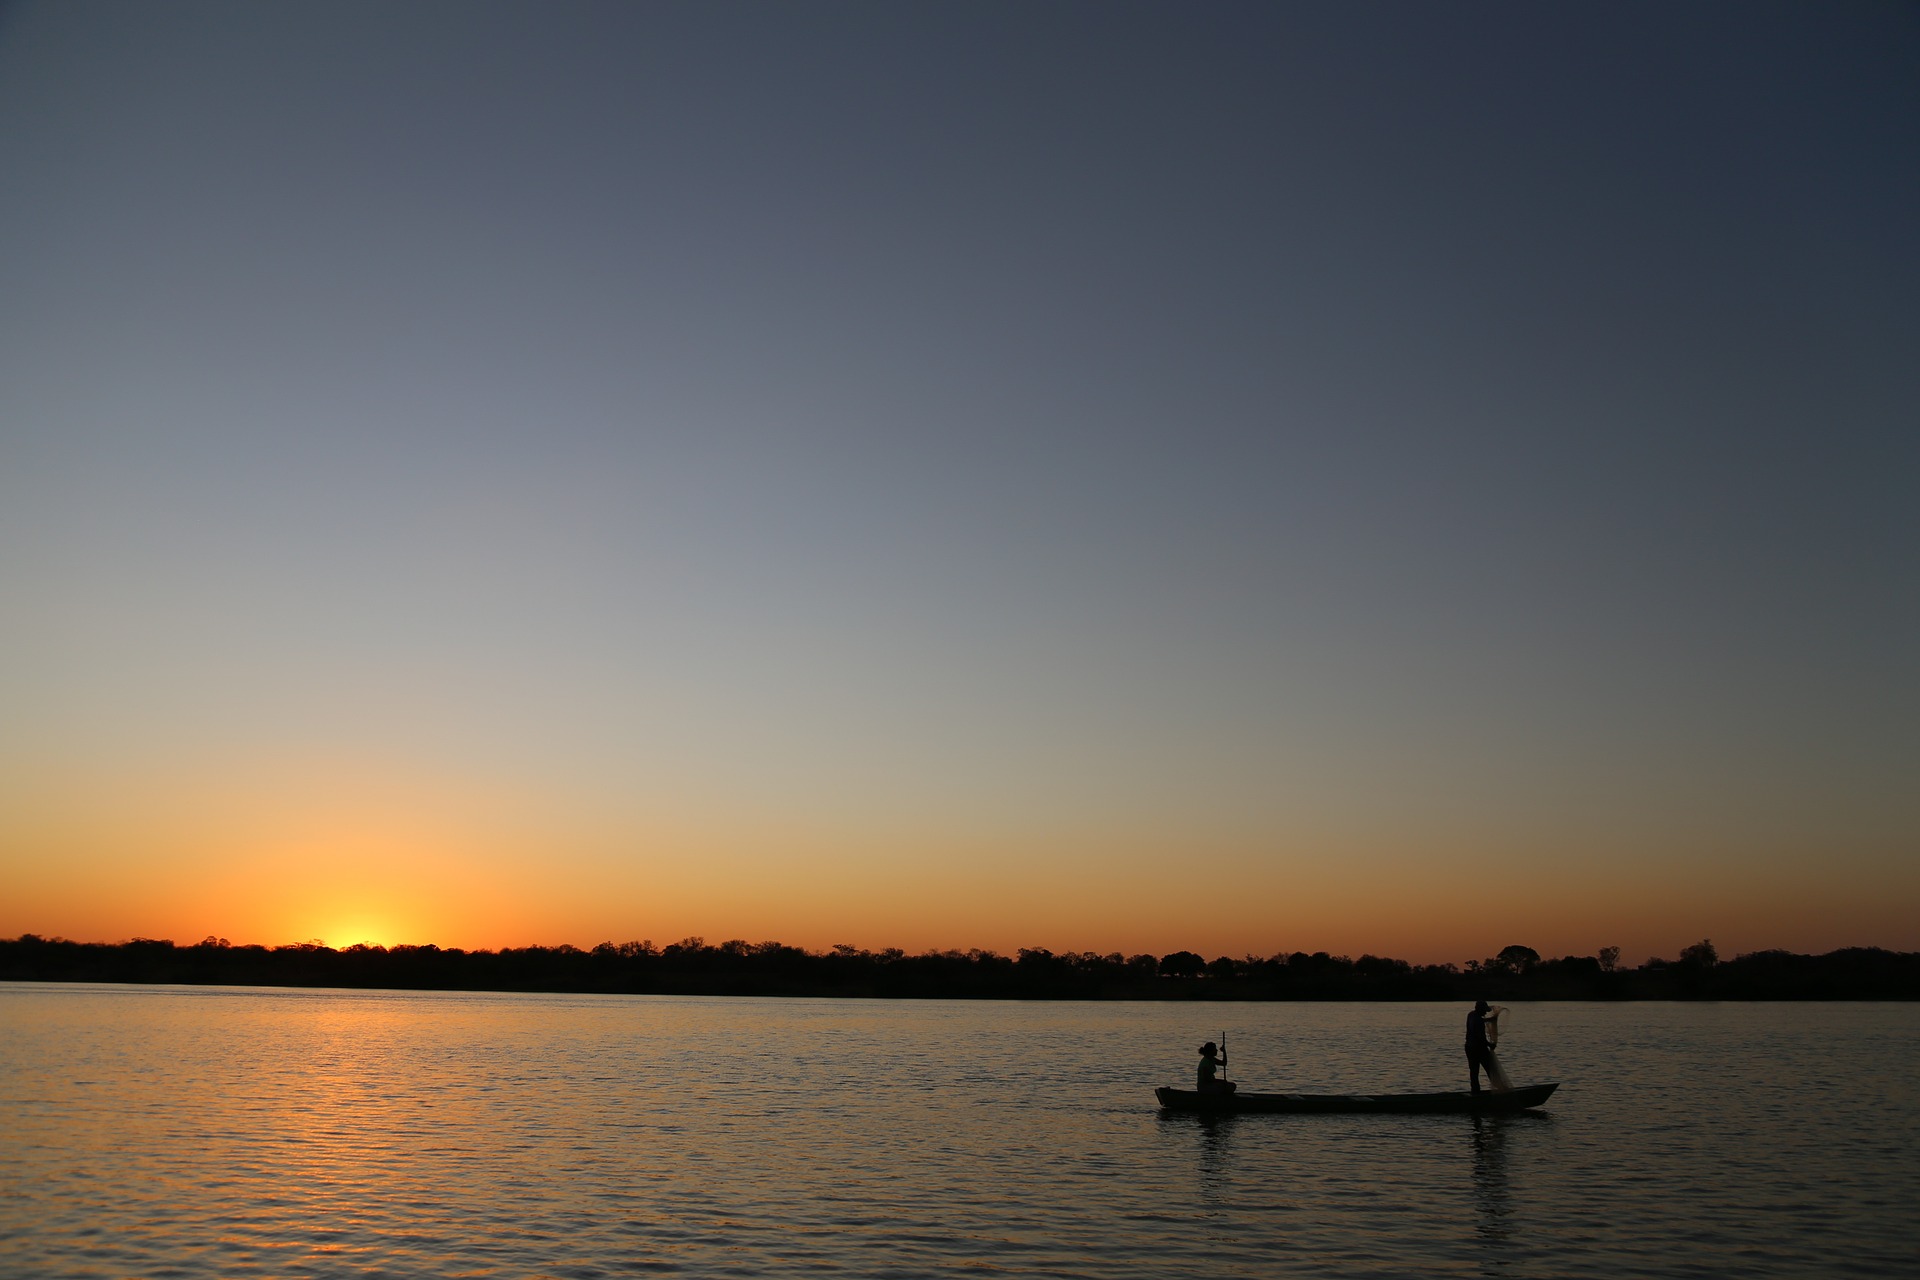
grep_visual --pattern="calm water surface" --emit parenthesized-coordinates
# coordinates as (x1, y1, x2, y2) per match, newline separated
(2, 985, 1915, 1277)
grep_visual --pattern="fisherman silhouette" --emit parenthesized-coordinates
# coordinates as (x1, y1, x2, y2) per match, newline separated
(1465, 1001, 1497, 1093)
(1196, 1041, 1235, 1095)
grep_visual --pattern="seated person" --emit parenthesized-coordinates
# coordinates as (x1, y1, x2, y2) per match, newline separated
(1196, 1041, 1235, 1094)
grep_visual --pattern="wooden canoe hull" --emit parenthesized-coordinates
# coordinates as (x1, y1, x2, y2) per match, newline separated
(1155, 1082, 1559, 1114)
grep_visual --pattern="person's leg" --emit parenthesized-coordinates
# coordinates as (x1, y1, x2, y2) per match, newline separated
(1466, 1046, 1483, 1093)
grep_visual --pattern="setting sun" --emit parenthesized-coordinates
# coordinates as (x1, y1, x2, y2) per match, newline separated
(321, 921, 399, 950)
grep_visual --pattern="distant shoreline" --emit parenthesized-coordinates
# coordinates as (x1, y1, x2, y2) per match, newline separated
(4, 936, 1915, 1000)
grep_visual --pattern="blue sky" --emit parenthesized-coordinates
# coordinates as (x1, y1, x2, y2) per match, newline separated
(2, 2, 1915, 960)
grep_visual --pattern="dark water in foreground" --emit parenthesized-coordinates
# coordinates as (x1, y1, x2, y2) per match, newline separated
(2, 985, 1915, 1278)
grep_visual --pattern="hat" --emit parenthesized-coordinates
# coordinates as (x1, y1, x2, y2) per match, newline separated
(1473, 1000, 1490, 1012)
(1200, 1041, 1218, 1055)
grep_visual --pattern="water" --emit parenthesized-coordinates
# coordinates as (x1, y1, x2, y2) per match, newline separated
(2, 985, 1915, 1278)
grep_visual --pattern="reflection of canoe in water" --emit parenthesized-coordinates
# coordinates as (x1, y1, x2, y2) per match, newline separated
(1155, 1082, 1559, 1114)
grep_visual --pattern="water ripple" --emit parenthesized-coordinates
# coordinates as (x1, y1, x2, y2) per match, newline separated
(2, 987, 1916, 1277)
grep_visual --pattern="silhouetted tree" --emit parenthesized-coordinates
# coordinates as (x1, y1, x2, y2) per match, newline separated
(1488, 944, 1541, 975)
(1354, 954, 1413, 982)
(1597, 945, 1621, 974)
(1205, 955, 1241, 980)
(1159, 950, 1205, 978)
(1678, 938, 1718, 970)
(3, 934, 1913, 1000)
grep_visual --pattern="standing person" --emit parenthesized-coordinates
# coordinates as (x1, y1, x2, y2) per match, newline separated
(1465, 1001, 1497, 1094)
(1196, 1041, 1232, 1094)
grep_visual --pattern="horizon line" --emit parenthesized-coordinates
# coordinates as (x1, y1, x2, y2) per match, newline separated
(10, 932, 1909, 968)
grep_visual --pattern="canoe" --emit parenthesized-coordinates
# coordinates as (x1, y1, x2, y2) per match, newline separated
(1155, 1081, 1559, 1114)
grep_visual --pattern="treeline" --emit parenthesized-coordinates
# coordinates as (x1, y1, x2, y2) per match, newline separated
(2, 934, 1916, 999)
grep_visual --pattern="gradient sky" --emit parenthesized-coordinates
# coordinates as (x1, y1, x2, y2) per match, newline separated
(3, 1, 1915, 965)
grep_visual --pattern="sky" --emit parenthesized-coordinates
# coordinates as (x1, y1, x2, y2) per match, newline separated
(2, 1, 1916, 966)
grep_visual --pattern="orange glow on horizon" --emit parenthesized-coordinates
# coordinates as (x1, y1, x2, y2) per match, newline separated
(4, 746, 1916, 968)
